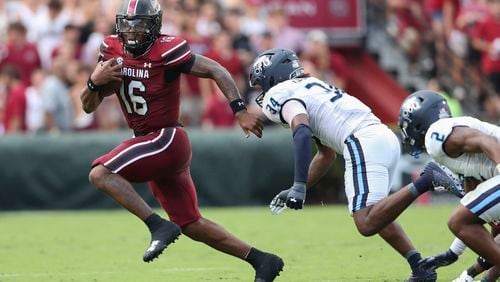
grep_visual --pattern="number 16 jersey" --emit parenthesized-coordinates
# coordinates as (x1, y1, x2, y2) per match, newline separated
(99, 34, 193, 135)
(262, 77, 381, 153)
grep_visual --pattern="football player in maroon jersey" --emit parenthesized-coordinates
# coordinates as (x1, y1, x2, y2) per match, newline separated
(80, 1, 282, 281)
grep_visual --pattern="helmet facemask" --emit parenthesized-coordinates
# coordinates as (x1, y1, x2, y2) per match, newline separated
(116, 15, 161, 56)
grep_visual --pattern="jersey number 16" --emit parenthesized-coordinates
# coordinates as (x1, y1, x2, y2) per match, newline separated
(119, 80, 148, 115)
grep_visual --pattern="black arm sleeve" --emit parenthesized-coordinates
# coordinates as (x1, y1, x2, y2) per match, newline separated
(293, 124, 313, 183)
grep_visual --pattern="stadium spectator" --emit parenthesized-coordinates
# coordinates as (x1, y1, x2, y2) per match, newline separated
(68, 63, 95, 131)
(221, 8, 255, 67)
(196, 1, 221, 38)
(471, 0, 500, 95)
(33, 0, 71, 69)
(82, 18, 114, 66)
(40, 58, 73, 133)
(0, 22, 41, 86)
(0, 64, 27, 134)
(301, 29, 349, 90)
(201, 88, 237, 129)
(266, 6, 304, 52)
(25, 68, 46, 133)
(386, 0, 429, 62)
(203, 30, 246, 95)
(51, 24, 83, 62)
(81, 1, 282, 281)
(178, 7, 210, 126)
(239, 0, 267, 45)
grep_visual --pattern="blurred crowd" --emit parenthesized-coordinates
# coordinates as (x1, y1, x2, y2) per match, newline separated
(0, 0, 497, 136)
(381, 0, 500, 121)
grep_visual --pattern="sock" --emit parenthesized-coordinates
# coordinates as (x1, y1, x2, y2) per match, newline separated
(409, 171, 434, 196)
(405, 250, 423, 273)
(467, 265, 480, 277)
(477, 256, 493, 270)
(449, 238, 467, 256)
(144, 213, 164, 232)
(245, 247, 266, 269)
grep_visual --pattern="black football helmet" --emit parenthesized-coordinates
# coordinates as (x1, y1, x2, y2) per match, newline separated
(116, 0, 162, 56)
(249, 48, 305, 106)
(398, 90, 451, 157)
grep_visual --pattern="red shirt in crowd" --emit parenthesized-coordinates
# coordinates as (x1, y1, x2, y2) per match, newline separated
(0, 42, 41, 86)
(202, 94, 236, 128)
(3, 83, 27, 132)
(472, 16, 500, 74)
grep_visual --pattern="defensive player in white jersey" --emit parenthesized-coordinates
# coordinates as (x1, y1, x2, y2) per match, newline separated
(398, 90, 500, 269)
(249, 48, 446, 281)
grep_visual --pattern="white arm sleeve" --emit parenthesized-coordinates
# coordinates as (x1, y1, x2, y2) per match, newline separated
(281, 100, 308, 125)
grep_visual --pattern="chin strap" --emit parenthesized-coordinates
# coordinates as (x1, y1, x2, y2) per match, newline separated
(409, 145, 422, 159)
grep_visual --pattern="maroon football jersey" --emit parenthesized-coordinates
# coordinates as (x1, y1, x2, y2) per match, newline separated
(99, 34, 193, 134)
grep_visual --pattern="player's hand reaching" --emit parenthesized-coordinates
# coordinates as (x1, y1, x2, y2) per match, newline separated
(269, 182, 306, 214)
(90, 58, 122, 86)
(235, 110, 263, 138)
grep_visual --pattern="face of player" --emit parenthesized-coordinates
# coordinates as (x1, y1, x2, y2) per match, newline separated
(117, 18, 151, 49)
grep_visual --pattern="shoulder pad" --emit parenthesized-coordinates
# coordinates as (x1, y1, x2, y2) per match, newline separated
(425, 119, 454, 158)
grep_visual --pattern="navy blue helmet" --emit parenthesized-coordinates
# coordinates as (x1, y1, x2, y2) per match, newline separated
(398, 90, 451, 156)
(116, 0, 162, 56)
(249, 48, 305, 106)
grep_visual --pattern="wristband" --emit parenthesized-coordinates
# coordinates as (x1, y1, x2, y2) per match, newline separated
(230, 98, 247, 114)
(87, 76, 102, 92)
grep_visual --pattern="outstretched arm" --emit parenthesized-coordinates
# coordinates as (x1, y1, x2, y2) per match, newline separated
(187, 54, 263, 138)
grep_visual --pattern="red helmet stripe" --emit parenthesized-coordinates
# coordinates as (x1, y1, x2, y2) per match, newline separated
(127, 0, 139, 15)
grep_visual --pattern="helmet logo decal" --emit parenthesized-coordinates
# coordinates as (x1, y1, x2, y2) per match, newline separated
(253, 55, 272, 74)
(401, 96, 421, 118)
(127, 0, 139, 15)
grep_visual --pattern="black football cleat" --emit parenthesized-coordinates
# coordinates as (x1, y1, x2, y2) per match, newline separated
(254, 253, 284, 282)
(405, 269, 437, 282)
(142, 220, 181, 263)
(418, 249, 459, 272)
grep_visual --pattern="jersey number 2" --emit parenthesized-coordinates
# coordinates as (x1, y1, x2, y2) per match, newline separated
(119, 80, 148, 115)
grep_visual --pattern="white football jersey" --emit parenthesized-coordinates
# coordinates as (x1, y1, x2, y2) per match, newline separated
(262, 77, 380, 153)
(425, 117, 500, 180)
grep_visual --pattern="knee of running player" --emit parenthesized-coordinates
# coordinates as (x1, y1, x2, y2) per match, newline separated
(448, 211, 464, 236)
(88, 165, 113, 189)
(353, 208, 380, 237)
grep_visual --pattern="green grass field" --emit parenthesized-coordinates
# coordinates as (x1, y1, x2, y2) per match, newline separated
(0, 205, 477, 281)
